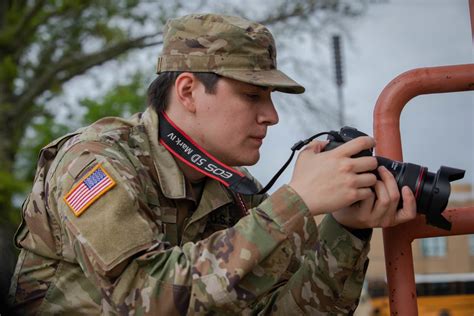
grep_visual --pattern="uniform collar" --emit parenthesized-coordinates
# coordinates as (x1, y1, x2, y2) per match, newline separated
(141, 107, 232, 207)
(142, 107, 186, 198)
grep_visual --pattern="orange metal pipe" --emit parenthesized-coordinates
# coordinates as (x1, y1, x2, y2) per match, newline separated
(373, 63, 474, 315)
(374, 64, 474, 161)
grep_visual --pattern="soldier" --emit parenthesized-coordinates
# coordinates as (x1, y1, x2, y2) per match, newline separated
(8, 13, 416, 315)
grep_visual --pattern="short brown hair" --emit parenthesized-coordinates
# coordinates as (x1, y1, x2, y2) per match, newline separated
(147, 72, 220, 113)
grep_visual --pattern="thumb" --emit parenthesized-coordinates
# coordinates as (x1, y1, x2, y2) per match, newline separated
(310, 140, 329, 153)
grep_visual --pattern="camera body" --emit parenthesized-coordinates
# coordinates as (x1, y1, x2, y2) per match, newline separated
(324, 126, 465, 230)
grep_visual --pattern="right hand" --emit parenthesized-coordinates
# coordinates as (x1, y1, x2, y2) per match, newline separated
(288, 136, 378, 216)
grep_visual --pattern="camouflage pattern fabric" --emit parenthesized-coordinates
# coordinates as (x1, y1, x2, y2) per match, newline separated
(9, 107, 370, 315)
(157, 13, 305, 94)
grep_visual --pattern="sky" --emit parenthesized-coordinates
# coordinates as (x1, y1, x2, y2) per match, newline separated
(59, 0, 473, 198)
(248, 0, 474, 197)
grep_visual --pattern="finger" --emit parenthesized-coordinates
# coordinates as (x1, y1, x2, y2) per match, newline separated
(354, 172, 378, 188)
(395, 186, 417, 224)
(351, 156, 378, 173)
(370, 180, 391, 219)
(377, 166, 400, 204)
(310, 140, 329, 153)
(356, 187, 375, 202)
(300, 140, 326, 154)
(358, 193, 376, 216)
(375, 167, 402, 227)
(333, 136, 375, 157)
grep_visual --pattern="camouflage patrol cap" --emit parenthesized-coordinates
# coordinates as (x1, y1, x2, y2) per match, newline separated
(157, 13, 305, 94)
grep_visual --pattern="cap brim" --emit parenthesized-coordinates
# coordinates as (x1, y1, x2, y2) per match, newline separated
(215, 69, 305, 94)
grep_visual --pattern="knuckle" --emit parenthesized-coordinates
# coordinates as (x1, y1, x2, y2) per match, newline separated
(368, 174, 378, 185)
(370, 157, 378, 169)
(362, 136, 374, 147)
(379, 198, 390, 209)
(340, 160, 354, 173)
(347, 189, 358, 201)
(390, 190, 400, 203)
(364, 189, 375, 200)
(346, 176, 357, 188)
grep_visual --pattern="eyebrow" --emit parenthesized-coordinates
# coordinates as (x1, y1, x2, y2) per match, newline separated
(241, 85, 269, 92)
(256, 85, 269, 91)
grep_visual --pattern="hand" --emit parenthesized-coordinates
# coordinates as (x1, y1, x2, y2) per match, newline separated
(331, 166, 417, 229)
(288, 136, 378, 216)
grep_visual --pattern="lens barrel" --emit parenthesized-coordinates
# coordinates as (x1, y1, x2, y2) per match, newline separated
(376, 157, 426, 206)
(375, 157, 464, 230)
(324, 126, 465, 230)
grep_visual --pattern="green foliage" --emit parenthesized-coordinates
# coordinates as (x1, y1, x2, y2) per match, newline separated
(16, 72, 148, 189)
(0, 56, 17, 82)
(80, 73, 148, 124)
(0, 0, 169, 228)
(16, 115, 72, 183)
(0, 171, 25, 226)
(7, 71, 148, 228)
(0, 0, 369, 230)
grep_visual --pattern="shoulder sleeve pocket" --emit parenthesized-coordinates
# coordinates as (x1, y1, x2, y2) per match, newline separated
(61, 158, 157, 273)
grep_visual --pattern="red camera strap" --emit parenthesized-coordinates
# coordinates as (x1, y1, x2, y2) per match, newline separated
(158, 112, 260, 195)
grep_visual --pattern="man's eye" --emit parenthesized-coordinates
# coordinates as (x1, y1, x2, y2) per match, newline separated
(245, 94, 260, 101)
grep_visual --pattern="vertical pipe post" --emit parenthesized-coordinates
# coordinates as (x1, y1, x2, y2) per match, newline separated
(373, 64, 474, 315)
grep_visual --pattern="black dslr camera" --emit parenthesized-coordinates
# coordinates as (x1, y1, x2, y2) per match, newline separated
(324, 126, 465, 230)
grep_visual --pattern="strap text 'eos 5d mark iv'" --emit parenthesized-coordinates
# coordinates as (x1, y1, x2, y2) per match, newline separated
(158, 111, 334, 195)
(158, 112, 260, 195)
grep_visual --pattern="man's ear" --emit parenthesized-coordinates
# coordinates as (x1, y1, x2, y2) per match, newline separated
(174, 72, 198, 113)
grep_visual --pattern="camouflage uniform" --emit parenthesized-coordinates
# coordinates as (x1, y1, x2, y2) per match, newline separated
(9, 14, 371, 315)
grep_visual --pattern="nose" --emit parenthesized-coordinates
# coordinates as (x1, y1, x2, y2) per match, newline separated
(257, 97, 279, 126)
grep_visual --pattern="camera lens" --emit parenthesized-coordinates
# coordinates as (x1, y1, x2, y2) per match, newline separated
(376, 157, 465, 230)
(324, 126, 465, 230)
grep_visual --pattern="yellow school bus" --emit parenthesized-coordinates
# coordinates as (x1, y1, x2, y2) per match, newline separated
(367, 274, 474, 316)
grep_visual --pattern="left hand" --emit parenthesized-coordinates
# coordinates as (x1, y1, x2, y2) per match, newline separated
(330, 166, 417, 229)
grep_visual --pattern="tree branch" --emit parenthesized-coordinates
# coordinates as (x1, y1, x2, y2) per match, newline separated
(10, 1, 95, 57)
(16, 32, 162, 114)
(11, 0, 48, 39)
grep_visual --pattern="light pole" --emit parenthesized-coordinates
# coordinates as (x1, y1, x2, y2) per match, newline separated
(332, 34, 345, 126)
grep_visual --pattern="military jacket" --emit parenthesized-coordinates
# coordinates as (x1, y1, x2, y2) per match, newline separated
(9, 107, 370, 315)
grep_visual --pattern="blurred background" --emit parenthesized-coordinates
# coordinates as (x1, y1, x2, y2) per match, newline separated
(0, 0, 472, 314)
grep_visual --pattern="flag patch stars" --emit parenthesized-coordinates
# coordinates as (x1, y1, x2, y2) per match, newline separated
(64, 164, 116, 217)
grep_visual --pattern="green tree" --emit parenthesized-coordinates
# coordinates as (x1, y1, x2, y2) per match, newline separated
(0, 0, 372, 301)
(16, 73, 148, 192)
(0, 0, 368, 226)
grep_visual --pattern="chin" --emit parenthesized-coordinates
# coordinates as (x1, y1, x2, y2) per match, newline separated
(235, 153, 260, 167)
(220, 148, 260, 167)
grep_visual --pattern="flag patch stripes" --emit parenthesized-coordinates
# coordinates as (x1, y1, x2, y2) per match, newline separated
(64, 164, 116, 216)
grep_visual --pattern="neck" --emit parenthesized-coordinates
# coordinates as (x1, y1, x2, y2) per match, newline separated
(158, 109, 259, 195)
(174, 158, 207, 183)
(161, 109, 206, 182)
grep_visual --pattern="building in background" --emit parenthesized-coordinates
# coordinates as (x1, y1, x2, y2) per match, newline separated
(357, 183, 474, 315)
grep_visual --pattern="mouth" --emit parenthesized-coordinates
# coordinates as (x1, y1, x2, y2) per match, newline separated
(250, 132, 266, 139)
(249, 135, 266, 145)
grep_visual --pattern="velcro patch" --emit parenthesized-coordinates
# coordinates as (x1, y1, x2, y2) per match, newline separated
(64, 163, 116, 217)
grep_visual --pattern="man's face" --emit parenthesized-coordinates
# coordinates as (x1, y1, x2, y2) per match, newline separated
(190, 77, 279, 166)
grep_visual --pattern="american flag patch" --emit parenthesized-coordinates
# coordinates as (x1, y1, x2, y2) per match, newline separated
(64, 164, 116, 217)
